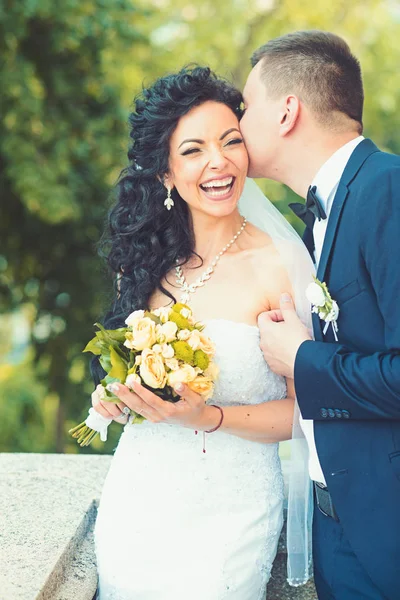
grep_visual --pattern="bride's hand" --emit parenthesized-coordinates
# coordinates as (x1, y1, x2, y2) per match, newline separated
(91, 386, 130, 424)
(105, 381, 219, 431)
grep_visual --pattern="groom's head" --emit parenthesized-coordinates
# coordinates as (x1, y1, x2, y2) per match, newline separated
(241, 31, 364, 179)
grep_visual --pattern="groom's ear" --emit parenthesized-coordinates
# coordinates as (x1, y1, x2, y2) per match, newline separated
(279, 95, 300, 137)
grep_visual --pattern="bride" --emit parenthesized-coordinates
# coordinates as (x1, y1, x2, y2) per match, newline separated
(92, 66, 314, 599)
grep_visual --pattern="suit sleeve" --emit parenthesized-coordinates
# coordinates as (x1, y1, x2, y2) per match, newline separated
(295, 168, 400, 420)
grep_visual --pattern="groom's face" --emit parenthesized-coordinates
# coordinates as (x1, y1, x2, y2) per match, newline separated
(241, 61, 281, 179)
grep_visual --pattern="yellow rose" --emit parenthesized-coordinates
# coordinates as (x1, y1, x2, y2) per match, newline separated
(139, 348, 167, 389)
(188, 330, 215, 357)
(187, 375, 214, 401)
(167, 364, 197, 387)
(156, 321, 178, 343)
(128, 317, 157, 351)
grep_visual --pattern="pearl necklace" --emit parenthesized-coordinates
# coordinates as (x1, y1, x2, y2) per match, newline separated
(175, 217, 247, 304)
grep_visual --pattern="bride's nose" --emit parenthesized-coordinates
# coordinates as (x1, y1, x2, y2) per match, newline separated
(208, 147, 228, 169)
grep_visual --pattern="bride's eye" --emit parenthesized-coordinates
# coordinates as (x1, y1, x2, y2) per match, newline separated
(181, 148, 200, 156)
(225, 138, 244, 147)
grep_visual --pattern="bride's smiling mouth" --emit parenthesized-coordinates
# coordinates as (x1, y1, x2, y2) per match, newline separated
(199, 175, 236, 200)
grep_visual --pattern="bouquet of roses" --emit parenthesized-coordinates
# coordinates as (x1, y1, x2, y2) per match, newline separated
(69, 303, 219, 446)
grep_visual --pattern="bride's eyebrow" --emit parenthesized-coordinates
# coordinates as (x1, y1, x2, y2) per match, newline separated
(178, 128, 242, 149)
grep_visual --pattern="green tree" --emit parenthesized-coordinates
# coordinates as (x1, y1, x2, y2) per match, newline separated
(0, 0, 148, 452)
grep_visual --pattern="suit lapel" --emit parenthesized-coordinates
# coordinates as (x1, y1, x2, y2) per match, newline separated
(316, 181, 349, 282)
(316, 139, 380, 283)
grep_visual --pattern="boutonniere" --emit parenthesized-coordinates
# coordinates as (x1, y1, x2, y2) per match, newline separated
(306, 276, 339, 341)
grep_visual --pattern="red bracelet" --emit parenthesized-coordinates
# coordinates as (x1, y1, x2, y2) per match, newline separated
(204, 405, 224, 434)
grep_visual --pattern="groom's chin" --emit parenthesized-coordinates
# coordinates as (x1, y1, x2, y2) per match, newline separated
(247, 163, 266, 179)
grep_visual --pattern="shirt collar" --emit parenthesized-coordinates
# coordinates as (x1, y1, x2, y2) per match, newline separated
(312, 136, 364, 211)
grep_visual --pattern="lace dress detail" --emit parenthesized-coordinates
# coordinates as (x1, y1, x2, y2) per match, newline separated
(94, 319, 286, 599)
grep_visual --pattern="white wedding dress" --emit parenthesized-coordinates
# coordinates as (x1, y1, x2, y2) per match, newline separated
(94, 318, 287, 600)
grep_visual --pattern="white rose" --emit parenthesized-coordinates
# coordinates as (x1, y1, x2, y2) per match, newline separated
(165, 358, 179, 371)
(135, 355, 142, 365)
(91, 383, 107, 404)
(157, 321, 178, 343)
(161, 343, 174, 359)
(152, 306, 172, 323)
(152, 344, 163, 354)
(180, 308, 192, 319)
(177, 329, 191, 341)
(306, 282, 326, 307)
(167, 364, 197, 387)
(125, 373, 142, 388)
(125, 309, 145, 326)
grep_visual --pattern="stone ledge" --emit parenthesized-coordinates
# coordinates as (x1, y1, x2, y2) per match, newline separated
(0, 453, 111, 600)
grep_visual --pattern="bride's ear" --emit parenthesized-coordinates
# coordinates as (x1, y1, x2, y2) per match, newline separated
(278, 95, 300, 137)
(158, 172, 174, 192)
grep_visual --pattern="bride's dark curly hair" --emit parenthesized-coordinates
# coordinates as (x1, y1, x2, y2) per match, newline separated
(92, 66, 243, 383)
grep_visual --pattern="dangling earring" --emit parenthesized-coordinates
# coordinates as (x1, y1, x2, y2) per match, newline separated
(164, 186, 174, 211)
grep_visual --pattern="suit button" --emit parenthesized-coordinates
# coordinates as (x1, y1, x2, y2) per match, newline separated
(342, 410, 350, 419)
(334, 409, 342, 419)
(321, 408, 328, 418)
(328, 409, 335, 418)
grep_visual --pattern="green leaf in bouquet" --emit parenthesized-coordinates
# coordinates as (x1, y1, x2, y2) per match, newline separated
(109, 346, 128, 381)
(144, 311, 162, 325)
(83, 336, 103, 355)
(94, 323, 129, 350)
(99, 353, 112, 373)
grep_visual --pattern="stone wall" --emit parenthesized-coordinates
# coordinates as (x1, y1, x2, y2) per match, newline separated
(0, 453, 317, 599)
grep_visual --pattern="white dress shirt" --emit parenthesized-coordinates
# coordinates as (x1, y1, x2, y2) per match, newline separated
(299, 135, 364, 485)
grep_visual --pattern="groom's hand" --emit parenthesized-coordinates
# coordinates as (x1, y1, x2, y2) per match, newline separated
(258, 293, 311, 379)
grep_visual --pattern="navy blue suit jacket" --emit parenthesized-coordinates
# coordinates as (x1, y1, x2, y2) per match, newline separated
(295, 139, 400, 599)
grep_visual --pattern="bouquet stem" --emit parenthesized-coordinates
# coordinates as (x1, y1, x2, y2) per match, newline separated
(68, 422, 99, 447)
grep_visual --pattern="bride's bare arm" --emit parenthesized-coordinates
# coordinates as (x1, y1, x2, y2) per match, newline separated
(205, 378, 295, 443)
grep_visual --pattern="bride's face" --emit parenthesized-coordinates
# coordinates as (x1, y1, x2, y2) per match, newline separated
(165, 101, 249, 218)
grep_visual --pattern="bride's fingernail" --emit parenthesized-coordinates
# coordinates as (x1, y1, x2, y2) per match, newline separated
(174, 383, 184, 393)
(107, 383, 119, 393)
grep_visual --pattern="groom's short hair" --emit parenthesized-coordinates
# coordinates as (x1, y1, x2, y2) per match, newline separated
(251, 30, 364, 133)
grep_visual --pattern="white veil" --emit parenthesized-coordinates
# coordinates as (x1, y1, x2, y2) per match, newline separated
(238, 178, 314, 586)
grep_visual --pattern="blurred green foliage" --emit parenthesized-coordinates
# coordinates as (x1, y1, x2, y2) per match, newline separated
(1, 0, 399, 453)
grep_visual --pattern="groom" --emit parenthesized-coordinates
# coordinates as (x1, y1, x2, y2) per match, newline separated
(241, 31, 400, 599)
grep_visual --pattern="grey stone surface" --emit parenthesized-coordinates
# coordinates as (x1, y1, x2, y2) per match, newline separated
(0, 453, 111, 600)
(0, 453, 317, 599)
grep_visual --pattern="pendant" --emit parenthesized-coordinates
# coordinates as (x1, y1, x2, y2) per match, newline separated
(180, 291, 190, 304)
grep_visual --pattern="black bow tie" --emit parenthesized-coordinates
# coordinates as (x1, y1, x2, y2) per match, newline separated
(289, 186, 327, 229)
